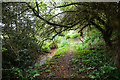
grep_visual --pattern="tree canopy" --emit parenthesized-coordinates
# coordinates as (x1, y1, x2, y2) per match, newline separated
(26, 2, 120, 46)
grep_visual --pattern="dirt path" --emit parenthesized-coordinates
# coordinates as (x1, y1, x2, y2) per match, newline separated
(36, 38, 80, 78)
(36, 47, 76, 78)
(50, 47, 75, 78)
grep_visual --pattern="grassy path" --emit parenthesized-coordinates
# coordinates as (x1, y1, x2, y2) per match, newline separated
(50, 48, 75, 78)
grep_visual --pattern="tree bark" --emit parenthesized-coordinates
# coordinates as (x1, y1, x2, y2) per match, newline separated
(113, 37, 120, 67)
(112, 2, 120, 67)
(114, 49, 120, 67)
(103, 34, 112, 47)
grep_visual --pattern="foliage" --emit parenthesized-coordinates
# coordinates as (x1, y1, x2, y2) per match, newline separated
(2, 3, 52, 79)
(71, 46, 119, 79)
(12, 66, 40, 79)
(4, 64, 41, 79)
(42, 41, 52, 50)
(70, 73, 78, 78)
(54, 36, 66, 43)
(49, 73, 55, 77)
(71, 29, 104, 51)
(10, 61, 56, 79)
(69, 29, 119, 79)
(53, 37, 69, 58)
(65, 31, 80, 39)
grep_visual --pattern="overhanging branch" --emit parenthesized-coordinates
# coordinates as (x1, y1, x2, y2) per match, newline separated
(35, 1, 39, 15)
(26, 3, 83, 28)
(90, 21, 105, 33)
(78, 23, 90, 36)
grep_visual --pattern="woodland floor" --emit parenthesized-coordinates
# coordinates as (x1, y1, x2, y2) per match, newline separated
(34, 38, 120, 79)
(36, 38, 84, 79)
(36, 48, 77, 78)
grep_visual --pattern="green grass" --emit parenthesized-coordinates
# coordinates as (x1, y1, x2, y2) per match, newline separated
(53, 44, 69, 58)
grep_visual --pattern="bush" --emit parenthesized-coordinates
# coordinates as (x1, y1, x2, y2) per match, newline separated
(53, 37, 69, 58)
(65, 34, 71, 39)
(71, 33, 79, 38)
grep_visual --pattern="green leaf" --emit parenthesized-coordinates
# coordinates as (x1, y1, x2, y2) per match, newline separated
(79, 68, 85, 72)
(49, 73, 55, 77)
(89, 74, 96, 79)
(33, 73, 40, 77)
(45, 69, 50, 73)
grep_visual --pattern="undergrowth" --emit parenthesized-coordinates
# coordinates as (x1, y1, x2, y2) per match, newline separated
(53, 38, 69, 58)
(70, 35, 120, 79)
(12, 61, 56, 79)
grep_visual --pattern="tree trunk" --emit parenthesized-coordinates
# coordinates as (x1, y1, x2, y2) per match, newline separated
(103, 33, 120, 67)
(103, 33, 112, 49)
(114, 49, 120, 67)
(113, 38, 120, 67)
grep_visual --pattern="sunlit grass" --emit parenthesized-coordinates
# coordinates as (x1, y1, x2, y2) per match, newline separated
(54, 45, 69, 57)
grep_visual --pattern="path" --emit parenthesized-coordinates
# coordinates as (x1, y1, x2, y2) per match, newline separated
(36, 38, 80, 78)
(50, 47, 75, 78)
(35, 49, 57, 65)
(48, 38, 80, 78)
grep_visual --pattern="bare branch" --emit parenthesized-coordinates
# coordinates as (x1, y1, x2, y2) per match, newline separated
(78, 23, 90, 36)
(35, 1, 39, 16)
(51, 28, 68, 40)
